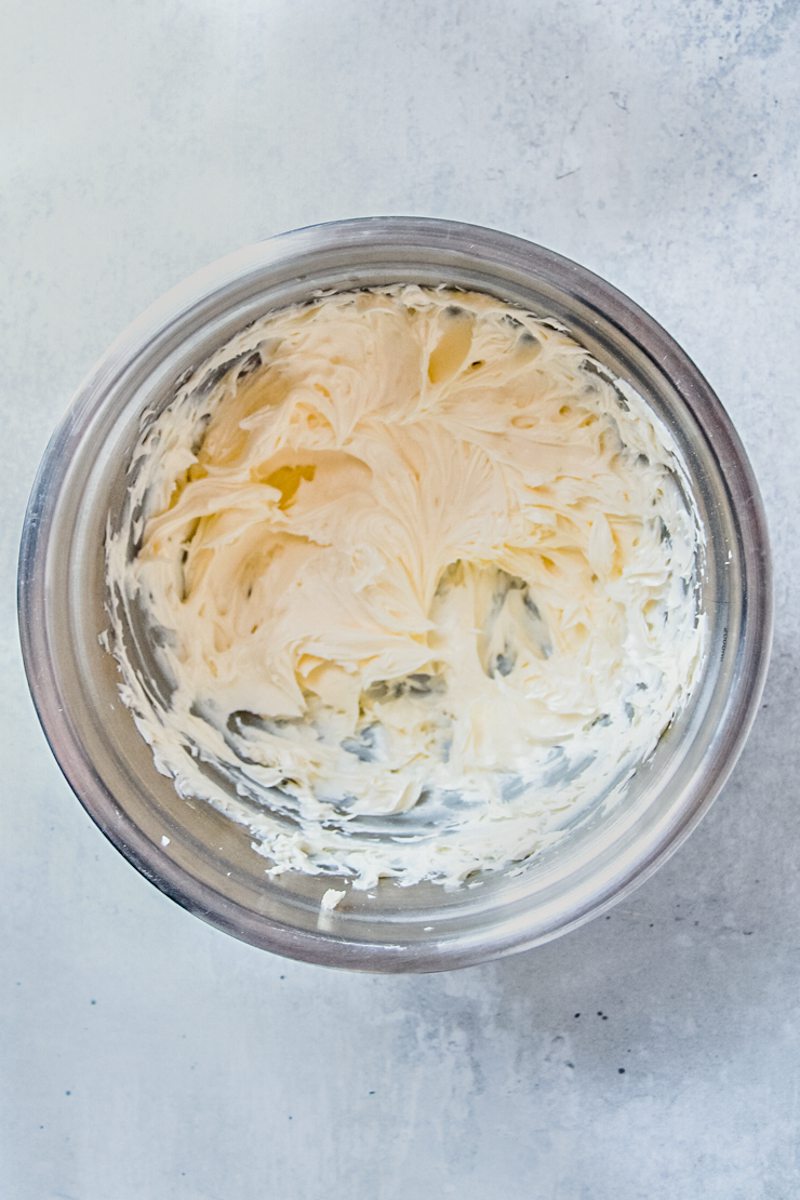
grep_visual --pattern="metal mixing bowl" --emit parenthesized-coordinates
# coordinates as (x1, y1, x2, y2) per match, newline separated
(17, 217, 772, 971)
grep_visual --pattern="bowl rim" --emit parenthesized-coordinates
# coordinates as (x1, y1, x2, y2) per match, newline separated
(17, 216, 773, 971)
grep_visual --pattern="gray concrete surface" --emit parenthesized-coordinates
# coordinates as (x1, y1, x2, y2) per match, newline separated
(2, 2, 799, 1196)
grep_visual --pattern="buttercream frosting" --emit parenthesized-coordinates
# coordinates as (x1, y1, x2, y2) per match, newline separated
(105, 285, 705, 889)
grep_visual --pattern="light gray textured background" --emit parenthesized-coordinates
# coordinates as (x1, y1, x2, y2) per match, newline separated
(2, 2, 799, 1197)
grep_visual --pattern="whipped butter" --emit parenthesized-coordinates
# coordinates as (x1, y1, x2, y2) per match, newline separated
(105, 286, 705, 888)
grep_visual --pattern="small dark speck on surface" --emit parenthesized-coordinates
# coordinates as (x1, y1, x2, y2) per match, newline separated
(574, 1012, 580, 1019)
(744, 930, 754, 936)
(566, 1061, 575, 1069)
(605, 914, 611, 920)
(649, 922, 654, 928)
(369, 1089, 376, 1095)
(64, 1090, 72, 1096)
(90, 998, 97, 1005)
(288, 1115, 293, 1121)
(280, 974, 286, 980)
(618, 1068, 626, 1075)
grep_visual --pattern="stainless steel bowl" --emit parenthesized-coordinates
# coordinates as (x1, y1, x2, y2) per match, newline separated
(17, 217, 772, 971)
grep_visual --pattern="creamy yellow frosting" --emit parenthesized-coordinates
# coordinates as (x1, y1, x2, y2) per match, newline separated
(106, 285, 705, 888)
